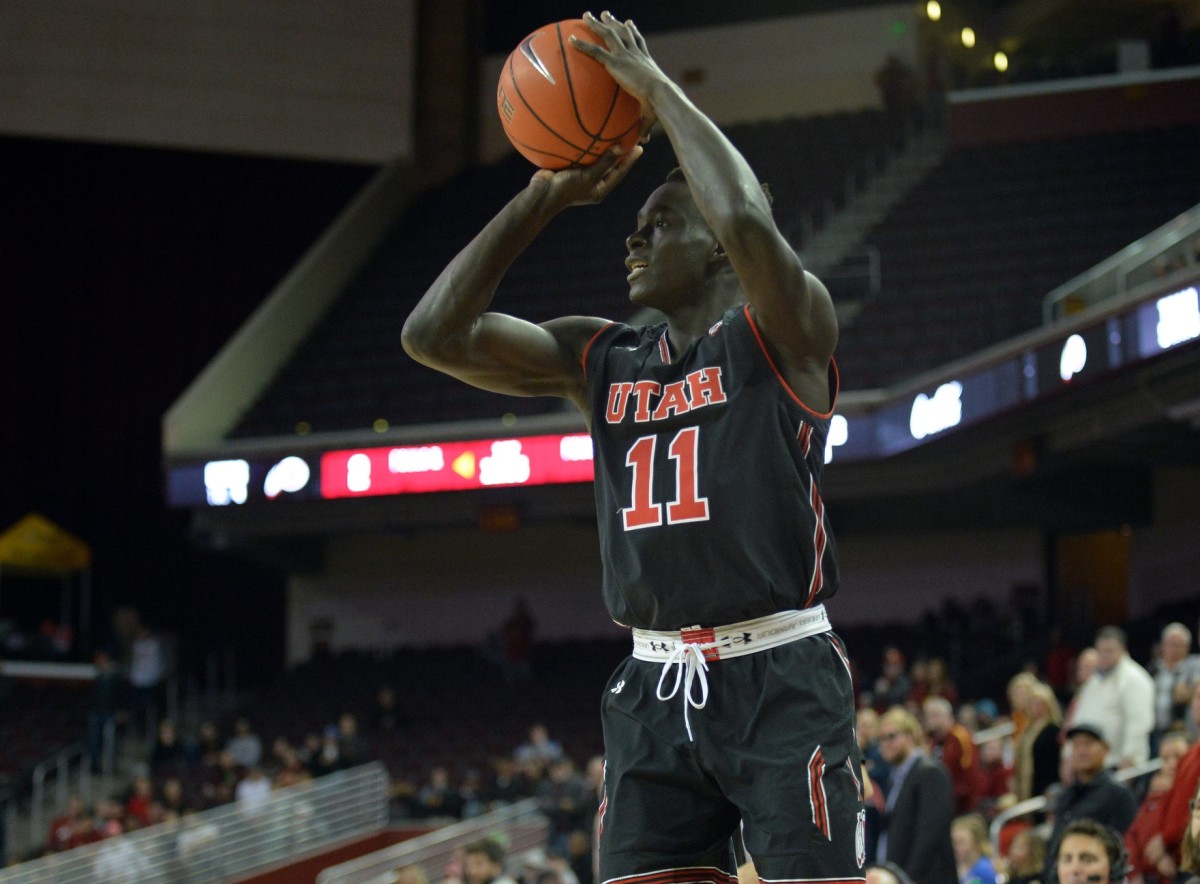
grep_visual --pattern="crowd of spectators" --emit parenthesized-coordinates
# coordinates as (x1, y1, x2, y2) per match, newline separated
(854, 618, 1200, 884)
(18, 603, 1200, 884)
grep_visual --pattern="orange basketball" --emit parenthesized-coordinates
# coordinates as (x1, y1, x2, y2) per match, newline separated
(497, 19, 642, 170)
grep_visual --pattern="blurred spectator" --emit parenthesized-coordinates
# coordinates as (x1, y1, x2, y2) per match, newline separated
(1003, 829, 1046, 884)
(310, 725, 344, 777)
(876, 706, 957, 884)
(128, 624, 166, 732)
(1182, 777, 1200, 877)
(924, 695, 985, 815)
(1043, 722, 1137, 877)
(951, 814, 997, 884)
(1014, 681, 1062, 802)
(926, 658, 960, 707)
(485, 756, 532, 807)
(874, 647, 914, 712)
(463, 837, 519, 884)
(503, 598, 535, 686)
(1152, 622, 1200, 746)
(86, 649, 125, 772)
(537, 757, 591, 854)
(1146, 682, 1200, 871)
(1007, 672, 1039, 744)
(160, 776, 188, 816)
(1061, 647, 1100, 739)
(225, 717, 263, 769)
(92, 830, 151, 883)
(374, 685, 406, 732)
(123, 775, 156, 828)
(977, 737, 1012, 810)
(1125, 730, 1189, 881)
(859, 707, 892, 789)
(459, 768, 486, 819)
(190, 719, 222, 768)
(1044, 629, 1076, 700)
(150, 719, 187, 778)
(338, 712, 367, 767)
(415, 766, 463, 819)
(47, 795, 84, 853)
(515, 723, 564, 770)
(1072, 627, 1154, 768)
(235, 766, 272, 817)
(873, 54, 919, 130)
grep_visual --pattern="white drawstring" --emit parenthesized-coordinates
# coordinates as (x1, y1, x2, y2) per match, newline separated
(655, 642, 711, 741)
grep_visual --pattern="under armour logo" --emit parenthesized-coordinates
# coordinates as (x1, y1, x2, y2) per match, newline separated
(723, 632, 753, 647)
(610, 680, 625, 694)
(649, 641, 671, 653)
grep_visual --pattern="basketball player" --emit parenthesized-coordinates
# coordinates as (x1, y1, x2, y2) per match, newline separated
(403, 11, 862, 884)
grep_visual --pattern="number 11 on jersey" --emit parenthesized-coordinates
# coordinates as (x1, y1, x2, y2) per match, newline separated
(622, 427, 711, 531)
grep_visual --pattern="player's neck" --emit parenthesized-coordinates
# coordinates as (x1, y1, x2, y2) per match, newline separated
(662, 286, 743, 354)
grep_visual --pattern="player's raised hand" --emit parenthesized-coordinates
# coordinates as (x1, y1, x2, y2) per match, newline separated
(572, 11, 660, 141)
(528, 143, 643, 208)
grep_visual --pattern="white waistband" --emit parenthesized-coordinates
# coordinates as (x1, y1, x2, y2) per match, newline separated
(631, 605, 831, 662)
(632, 607, 833, 742)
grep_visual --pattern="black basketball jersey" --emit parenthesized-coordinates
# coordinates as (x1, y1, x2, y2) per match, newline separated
(582, 304, 840, 631)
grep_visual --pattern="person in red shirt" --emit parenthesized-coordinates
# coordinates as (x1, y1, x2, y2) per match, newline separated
(1142, 682, 1200, 877)
(924, 695, 985, 815)
(1126, 731, 1189, 880)
(47, 795, 84, 852)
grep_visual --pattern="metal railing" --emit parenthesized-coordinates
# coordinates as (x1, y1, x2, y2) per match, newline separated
(317, 797, 549, 884)
(0, 762, 389, 883)
(988, 757, 1162, 856)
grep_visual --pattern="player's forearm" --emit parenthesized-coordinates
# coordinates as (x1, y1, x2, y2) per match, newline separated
(645, 78, 773, 239)
(402, 185, 558, 363)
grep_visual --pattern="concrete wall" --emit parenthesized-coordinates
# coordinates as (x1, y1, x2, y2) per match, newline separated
(0, 0, 416, 163)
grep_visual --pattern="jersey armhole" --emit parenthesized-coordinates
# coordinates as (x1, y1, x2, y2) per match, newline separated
(580, 321, 619, 382)
(741, 305, 840, 419)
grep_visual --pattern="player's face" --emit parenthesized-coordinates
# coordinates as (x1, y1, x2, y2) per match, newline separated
(625, 182, 722, 311)
(1055, 833, 1110, 884)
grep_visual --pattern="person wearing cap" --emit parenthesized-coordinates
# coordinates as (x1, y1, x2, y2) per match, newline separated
(1071, 626, 1155, 768)
(1043, 721, 1137, 880)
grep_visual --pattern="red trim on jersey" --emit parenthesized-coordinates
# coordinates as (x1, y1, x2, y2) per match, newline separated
(742, 305, 839, 419)
(796, 422, 813, 457)
(805, 482, 827, 607)
(658, 332, 672, 364)
(603, 866, 737, 884)
(582, 322, 619, 381)
(845, 757, 864, 802)
(758, 879, 866, 884)
(808, 746, 830, 840)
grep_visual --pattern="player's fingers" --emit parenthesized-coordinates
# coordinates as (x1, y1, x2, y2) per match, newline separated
(593, 145, 642, 199)
(567, 33, 608, 61)
(627, 19, 648, 53)
(595, 10, 633, 50)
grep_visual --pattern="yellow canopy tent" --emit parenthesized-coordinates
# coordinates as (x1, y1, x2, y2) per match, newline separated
(0, 513, 93, 648)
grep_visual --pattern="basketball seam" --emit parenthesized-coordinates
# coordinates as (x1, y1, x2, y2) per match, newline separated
(556, 21, 605, 164)
(505, 47, 596, 160)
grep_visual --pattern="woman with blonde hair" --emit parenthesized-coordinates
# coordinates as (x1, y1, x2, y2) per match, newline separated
(1013, 680, 1062, 802)
(1007, 672, 1040, 744)
(951, 813, 997, 884)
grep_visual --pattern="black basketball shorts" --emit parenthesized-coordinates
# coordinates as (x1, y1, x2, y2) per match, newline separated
(596, 631, 866, 884)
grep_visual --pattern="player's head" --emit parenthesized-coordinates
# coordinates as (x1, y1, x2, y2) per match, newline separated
(1054, 819, 1128, 883)
(624, 169, 773, 312)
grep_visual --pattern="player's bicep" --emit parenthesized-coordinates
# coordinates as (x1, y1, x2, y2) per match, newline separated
(431, 312, 599, 399)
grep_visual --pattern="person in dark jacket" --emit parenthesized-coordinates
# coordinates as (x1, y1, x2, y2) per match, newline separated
(876, 706, 957, 884)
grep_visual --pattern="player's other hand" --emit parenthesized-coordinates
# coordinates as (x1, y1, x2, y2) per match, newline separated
(573, 11, 664, 135)
(529, 143, 643, 209)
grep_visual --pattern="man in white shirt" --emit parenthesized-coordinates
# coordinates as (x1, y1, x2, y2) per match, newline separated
(1073, 626, 1155, 768)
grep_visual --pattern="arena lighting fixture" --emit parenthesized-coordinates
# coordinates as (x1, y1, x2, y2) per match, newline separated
(994, 51, 1009, 72)
(961, 27, 976, 48)
(926, 1, 942, 22)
